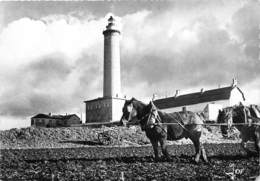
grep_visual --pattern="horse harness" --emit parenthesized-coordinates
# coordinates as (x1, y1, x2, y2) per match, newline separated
(238, 106, 253, 127)
(140, 106, 188, 132)
(224, 106, 254, 129)
(226, 109, 233, 129)
(139, 108, 162, 130)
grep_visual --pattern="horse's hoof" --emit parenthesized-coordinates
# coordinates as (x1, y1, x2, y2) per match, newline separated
(192, 157, 200, 164)
(246, 151, 257, 157)
(167, 157, 172, 162)
(164, 156, 172, 162)
(195, 158, 200, 163)
(175, 157, 181, 163)
(204, 160, 212, 166)
(154, 157, 160, 162)
(203, 158, 209, 164)
(205, 160, 210, 165)
(207, 162, 213, 167)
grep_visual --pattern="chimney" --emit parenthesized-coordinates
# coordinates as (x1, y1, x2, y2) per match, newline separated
(200, 88, 204, 94)
(231, 78, 238, 87)
(175, 90, 180, 97)
(182, 107, 187, 113)
(49, 113, 51, 116)
(152, 94, 157, 101)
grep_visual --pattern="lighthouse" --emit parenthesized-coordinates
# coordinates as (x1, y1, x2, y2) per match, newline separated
(103, 16, 121, 98)
(84, 15, 125, 123)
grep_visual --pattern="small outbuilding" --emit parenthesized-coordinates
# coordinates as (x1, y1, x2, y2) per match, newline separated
(31, 113, 81, 127)
(153, 79, 246, 121)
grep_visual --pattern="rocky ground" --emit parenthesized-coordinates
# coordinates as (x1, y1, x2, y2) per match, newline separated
(1, 155, 259, 180)
(0, 126, 150, 148)
(0, 125, 240, 149)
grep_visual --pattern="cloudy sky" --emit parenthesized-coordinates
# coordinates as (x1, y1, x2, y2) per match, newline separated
(0, 0, 259, 129)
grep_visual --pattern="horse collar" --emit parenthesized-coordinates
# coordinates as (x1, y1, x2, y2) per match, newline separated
(146, 108, 162, 128)
(140, 113, 150, 121)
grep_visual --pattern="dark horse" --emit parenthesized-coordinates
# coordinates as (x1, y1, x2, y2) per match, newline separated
(120, 98, 208, 163)
(217, 104, 260, 156)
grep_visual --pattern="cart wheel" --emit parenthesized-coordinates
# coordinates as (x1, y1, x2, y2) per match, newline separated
(98, 132, 111, 145)
(110, 130, 119, 142)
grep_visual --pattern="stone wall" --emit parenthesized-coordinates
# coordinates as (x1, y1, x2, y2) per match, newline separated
(85, 97, 125, 123)
(85, 98, 112, 122)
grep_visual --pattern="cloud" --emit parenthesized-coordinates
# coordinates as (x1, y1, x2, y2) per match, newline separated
(230, 0, 260, 60)
(0, 116, 30, 130)
(0, 56, 71, 117)
(0, 14, 106, 124)
(243, 77, 260, 105)
(0, 51, 105, 118)
(120, 0, 260, 100)
(0, 15, 104, 70)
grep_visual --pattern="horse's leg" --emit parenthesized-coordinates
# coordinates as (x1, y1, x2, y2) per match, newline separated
(201, 143, 209, 163)
(241, 139, 256, 155)
(254, 136, 260, 154)
(150, 139, 159, 161)
(255, 127, 260, 166)
(241, 140, 249, 153)
(254, 138, 260, 154)
(240, 131, 256, 155)
(159, 138, 171, 160)
(189, 133, 202, 163)
(254, 126, 260, 154)
(199, 128, 209, 163)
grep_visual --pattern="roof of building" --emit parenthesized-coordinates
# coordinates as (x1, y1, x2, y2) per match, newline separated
(84, 96, 126, 103)
(32, 114, 79, 120)
(31, 113, 50, 119)
(153, 86, 245, 109)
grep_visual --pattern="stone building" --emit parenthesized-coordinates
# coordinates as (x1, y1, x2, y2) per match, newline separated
(31, 113, 81, 127)
(84, 15, 125, 123)
(153, 79, 246, 121)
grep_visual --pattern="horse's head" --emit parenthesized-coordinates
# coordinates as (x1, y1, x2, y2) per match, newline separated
(234, 105, 251, 124)
(139, 101, 161, 130)
(120, 98, 160, 130)
(217, 108, 233, 137)
(120, 98, 142, 126)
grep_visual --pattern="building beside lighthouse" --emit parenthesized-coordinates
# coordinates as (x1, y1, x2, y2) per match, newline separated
(153, 79, 246, 121)
(84, 15, 125, 123)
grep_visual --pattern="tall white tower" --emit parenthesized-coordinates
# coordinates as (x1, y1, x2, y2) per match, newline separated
(84, 15, 125, 123)
(103, 16, 121, 98)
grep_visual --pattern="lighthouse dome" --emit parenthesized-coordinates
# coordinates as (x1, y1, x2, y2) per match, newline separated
(105, 15, 121, 32)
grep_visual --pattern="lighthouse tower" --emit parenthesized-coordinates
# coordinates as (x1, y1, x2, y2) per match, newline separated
(103, 16, 121, 98)
(84, 15, 125, 123)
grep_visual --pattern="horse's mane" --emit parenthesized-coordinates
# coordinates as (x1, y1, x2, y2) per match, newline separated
(217, 109, 225, 123)
(131, 97, 145, 105)
(131, 98, 147, 109)
(130, 98, 151, 118)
